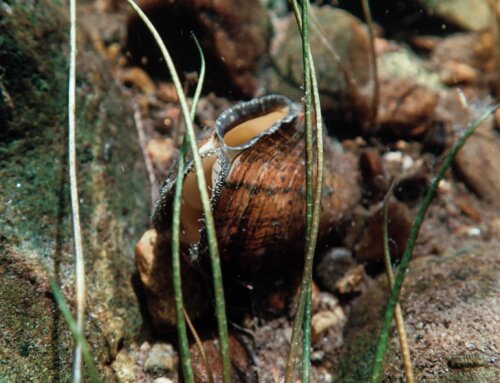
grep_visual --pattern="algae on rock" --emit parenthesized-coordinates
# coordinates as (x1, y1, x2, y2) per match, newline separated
(0, 1, 148, 380)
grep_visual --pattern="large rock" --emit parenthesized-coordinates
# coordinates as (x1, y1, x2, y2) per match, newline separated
(0, 2, 148, 380)
(418, 0, 492, 32)
(267, 6, 373, 132)
(334, 242, 500, 382)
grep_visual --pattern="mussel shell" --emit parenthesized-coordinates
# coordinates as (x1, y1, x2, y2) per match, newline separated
(153, 94, 359, 279)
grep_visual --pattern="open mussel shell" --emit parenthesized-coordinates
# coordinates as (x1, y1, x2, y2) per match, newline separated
(153, 94, 359, 280)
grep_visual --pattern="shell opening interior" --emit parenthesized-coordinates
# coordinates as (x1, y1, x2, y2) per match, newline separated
(223, 106, 289, 147)
(180, 155, 217, 245)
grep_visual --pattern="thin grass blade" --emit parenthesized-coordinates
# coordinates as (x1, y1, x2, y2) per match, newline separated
(50, 280, 100, 383)
(170, 34, 206, 383)
(285, 1, 324, 382)
(67, 0, 86, 381)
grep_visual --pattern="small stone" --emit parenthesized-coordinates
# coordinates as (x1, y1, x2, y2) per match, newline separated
(377, 77, 438, 137)
(393, 172, 430, 206)
(135, 229, 209, 329)
(153, 378, 174, 383)
(454, 194, 481, 222)
(454, 117, 500, 208)
(156, 82, 178, 103)
(495, 108, 500, 132)
(112, 349, 137, 383)
(418, 0, 491, 32)
(335, 265, 366, 296)
(360, 149, 388, 200)
(315, 248, 355, 294)
(144, 343, 176, 374)
(439, 61, 477, 85)
(120, 67, 156, 95)
(190, 335, 253, 383)
(490, 217, 500, 238)
(311, 308, 346, 343)
(356, 201, 413, 263)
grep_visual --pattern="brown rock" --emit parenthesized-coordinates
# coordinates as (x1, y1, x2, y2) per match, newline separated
(454, 116, 500, 208)
(356, 201, 413, 263)
(454, 194, 481, 222)
(135, 229, 209, 330)
(495, 107, 500, 132)
(268, 6, 373, 132)
(360, 148, 388, 200)
(190, 334, 255, 383)
(120, 67, 156, 94)
(157, 82, 179, 103)
(378, 77, 438, 137)
(127, 0, 270, 97)
(438, 61, 477, 86)
(393, 172, 430, 206)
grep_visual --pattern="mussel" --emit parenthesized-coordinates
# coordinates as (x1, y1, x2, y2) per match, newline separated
(153, 94, 359, 282)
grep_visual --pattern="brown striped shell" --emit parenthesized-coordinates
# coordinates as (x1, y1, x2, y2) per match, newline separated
(152, 95, 359, 279)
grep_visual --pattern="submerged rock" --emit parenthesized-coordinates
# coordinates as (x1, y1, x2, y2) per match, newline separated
(418, 0, 492, 32)
(454, 116, 500, 208)
(0, 2, 148, 380)
(335, 243, 500, 381)
(267, 6, 373, 132)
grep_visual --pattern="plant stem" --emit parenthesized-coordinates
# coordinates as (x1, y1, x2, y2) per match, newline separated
(125, 2, 230, 381)
(382, 183, 414, 383)
(170, 34, 205, 383)
(285, 1, 324, 382)
(68, 0, 86, 381)
(370, 104, 499, 382)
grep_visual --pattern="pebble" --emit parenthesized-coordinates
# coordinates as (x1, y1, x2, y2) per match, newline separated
(315, 248, 355, 294)
(311, 308, 346, 343)
(489, 217, 500, 238)
(112, 349, 137, 383)
(153, 378, 174, 383)
(135, 229, 209, 329)
(439, 61, 477, 85)
(360, 149, 388, 200)
(356, 201, 413, 263)
(418, 0, 491, 32)
(120, 67, 156, 95)
(144, 343, 176, 374)
(335, 265, 365, 296)
(377, 77, 438, 138)
(454, 116, 500, 208)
